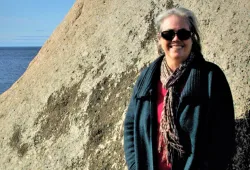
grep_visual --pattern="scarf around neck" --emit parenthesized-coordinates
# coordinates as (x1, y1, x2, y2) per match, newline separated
(159, 53, 195, 165)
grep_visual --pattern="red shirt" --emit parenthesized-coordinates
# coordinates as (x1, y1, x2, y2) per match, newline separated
(157, 80, 172, 170)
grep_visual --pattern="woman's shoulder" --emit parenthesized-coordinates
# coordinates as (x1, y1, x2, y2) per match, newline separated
(132, 55, 164, 96)
(142, 55, 164, 71)
(202, 60, 229, 85)
(203, 61, 225, 75)
(192, 53, 224, 74)
(138, 55, 164, 78)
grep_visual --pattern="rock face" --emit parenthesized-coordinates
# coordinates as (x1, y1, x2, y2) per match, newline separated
(0, 0, 249, 169)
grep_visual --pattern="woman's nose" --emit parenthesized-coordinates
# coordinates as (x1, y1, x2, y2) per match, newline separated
(172, 34, 179, 41)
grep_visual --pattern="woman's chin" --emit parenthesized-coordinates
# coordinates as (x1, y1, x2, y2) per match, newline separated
(169, 55, 184, 61)
(168, 52, 189, 62)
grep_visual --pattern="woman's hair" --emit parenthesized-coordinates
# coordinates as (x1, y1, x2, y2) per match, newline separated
(155, 7, 202, 56)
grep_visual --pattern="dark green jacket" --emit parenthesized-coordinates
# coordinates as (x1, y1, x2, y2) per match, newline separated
(124, 55, 235, 170)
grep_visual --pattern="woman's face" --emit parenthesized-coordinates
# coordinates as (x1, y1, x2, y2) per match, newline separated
(159, 15, 192, 63)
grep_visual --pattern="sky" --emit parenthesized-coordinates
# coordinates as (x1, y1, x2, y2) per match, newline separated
(0, 0, 75, 47)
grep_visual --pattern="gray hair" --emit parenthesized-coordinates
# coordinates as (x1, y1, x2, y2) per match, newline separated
(155, 7, 202, 55)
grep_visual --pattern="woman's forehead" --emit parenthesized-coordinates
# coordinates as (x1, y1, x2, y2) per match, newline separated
(160, 15, 190, 31)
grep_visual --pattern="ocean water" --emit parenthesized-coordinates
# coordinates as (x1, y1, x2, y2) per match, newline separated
(0, 47, 41, 94)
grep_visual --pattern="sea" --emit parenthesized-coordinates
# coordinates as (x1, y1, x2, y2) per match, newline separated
(0, 47, 41, 95)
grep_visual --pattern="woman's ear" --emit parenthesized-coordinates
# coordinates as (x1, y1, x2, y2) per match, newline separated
(157, 32, 161, 40)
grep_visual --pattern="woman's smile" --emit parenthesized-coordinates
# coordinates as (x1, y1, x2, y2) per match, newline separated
(169, 44, 184, 48)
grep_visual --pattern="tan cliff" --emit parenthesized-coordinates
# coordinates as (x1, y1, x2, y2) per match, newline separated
(0, 0, 249, 169)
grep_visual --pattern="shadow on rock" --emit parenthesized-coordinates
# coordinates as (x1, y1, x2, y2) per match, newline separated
(228, 110, 250, 170)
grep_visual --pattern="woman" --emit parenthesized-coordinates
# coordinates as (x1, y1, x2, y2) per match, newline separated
(124, 7, 235, 170)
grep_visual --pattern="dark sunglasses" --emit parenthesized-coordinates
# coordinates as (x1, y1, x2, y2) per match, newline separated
(161, 29, 192, 41)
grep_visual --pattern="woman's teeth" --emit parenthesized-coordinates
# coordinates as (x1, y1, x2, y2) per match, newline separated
(170, 45, 183, 49)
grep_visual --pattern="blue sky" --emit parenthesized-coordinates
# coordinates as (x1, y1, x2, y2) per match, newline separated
(0, 0, 75, 47)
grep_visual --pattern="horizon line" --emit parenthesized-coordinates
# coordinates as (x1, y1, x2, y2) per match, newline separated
(0, 46, 42, 48)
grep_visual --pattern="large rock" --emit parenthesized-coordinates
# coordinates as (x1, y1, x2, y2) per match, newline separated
(0, 0, 249, 169)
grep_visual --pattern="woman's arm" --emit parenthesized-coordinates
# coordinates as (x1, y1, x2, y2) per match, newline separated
(182, 63, 235, 170)
(124, 68, 148, 170)
(206, 65, 235, 170)
(124, 69, 146, 170)
(124, 94, 136, 170)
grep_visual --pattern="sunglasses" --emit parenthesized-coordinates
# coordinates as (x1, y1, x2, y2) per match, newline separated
(161, 29, 192, 41)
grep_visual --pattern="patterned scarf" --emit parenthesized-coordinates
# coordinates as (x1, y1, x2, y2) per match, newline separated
(158, 53, 195, 165)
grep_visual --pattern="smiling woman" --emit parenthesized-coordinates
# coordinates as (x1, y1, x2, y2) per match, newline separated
(124, 7, 235, 170)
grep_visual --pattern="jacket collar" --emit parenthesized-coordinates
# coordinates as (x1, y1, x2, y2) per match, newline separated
(136, 54, 205, 100)
(180, 61, 202, 101)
